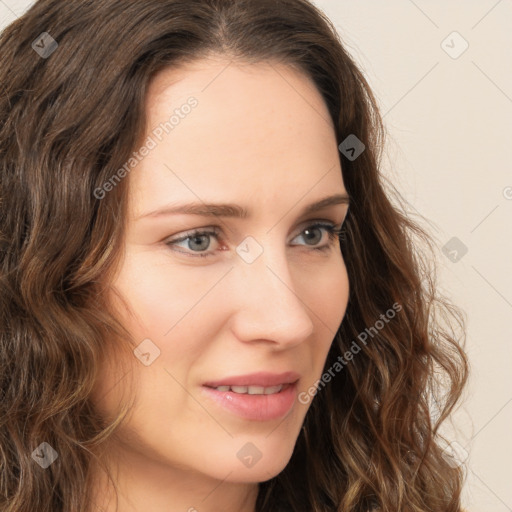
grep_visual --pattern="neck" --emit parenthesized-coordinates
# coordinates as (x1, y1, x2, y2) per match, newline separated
(87, 451, 259, 512)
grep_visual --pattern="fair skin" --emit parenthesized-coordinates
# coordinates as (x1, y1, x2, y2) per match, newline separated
(90, 55, 350, 512)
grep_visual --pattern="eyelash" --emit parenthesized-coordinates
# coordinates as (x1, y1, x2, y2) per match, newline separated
(164, 222, 346, 259)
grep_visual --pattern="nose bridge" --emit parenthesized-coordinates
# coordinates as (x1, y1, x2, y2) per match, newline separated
(228, 235, 315, 344)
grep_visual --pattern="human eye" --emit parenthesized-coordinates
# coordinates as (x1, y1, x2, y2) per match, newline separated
(164, 227, 222, 258)
(291, 222, 345, 252)
(164, 221, 346, 259)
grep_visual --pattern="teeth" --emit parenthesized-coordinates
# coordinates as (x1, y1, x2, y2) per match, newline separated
(247, 386, 265, 395)
(231, 386, 248, 394)
(264, 385, 283, 394)
(214, 384, 284, 395)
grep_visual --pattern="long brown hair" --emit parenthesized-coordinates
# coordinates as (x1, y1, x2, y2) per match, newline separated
(0, 0, 468, 511)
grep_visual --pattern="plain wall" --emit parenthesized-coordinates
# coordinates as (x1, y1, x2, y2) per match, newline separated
(314, 2, 511, 511)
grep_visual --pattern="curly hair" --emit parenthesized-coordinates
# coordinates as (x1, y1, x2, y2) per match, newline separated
(0, 0, 469, 511)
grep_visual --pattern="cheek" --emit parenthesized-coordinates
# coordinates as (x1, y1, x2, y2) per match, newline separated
(306, 255, 349, 368)
(111, 251, 226, 342)
(104, 252, 241, 416)
(303, 253, 349, 331)
(91, 256, 221, 427)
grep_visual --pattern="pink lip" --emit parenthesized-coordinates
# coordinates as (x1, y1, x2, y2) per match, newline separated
(202, 371, 300, 388)
(200, 381, 299, 421)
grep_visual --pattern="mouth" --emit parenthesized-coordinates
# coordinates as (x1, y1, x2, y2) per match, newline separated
(202, 371, 300, 389)
(201, 372, 300, 421)
(205, 383, 290, 395)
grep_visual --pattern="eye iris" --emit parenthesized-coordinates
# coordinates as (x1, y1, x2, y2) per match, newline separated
(303, 227, 322, 245)
(189, 234, 210, 251)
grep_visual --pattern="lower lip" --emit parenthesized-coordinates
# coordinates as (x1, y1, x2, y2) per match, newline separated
(200, 382, 298, 421)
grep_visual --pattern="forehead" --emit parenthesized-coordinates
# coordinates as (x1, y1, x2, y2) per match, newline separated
(129, 57, 344, 216)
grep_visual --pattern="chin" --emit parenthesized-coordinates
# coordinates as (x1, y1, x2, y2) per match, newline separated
(224, 457, 291, 484)
(216, 434, 298, 484)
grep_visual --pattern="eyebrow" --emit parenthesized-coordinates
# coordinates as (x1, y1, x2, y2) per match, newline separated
(136, 193, 350, 220)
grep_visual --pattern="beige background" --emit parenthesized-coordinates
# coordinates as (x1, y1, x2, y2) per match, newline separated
(312, 2, 512, 511)
(1, 1, 511, 510)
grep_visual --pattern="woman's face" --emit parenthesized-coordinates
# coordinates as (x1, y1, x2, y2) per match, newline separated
(93, 56, 349, 493)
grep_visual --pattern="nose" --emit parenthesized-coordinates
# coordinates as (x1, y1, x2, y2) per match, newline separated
(227, 240, 315, 348)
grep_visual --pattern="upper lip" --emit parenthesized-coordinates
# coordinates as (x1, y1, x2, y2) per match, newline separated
(203, 371, 300, 388)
